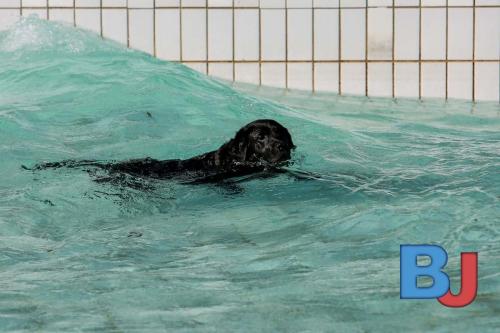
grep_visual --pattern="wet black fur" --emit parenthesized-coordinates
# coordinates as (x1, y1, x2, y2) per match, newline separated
(29, 119, 296, 184)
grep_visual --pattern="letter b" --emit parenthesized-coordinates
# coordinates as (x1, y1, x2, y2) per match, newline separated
(400, 245, 450, 299)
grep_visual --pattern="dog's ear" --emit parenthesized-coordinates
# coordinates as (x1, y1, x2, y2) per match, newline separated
(231, 125, 252, 161)
(216, 125, 252, 166)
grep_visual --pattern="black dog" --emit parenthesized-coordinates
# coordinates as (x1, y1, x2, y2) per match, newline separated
(30, 119, 296, 184)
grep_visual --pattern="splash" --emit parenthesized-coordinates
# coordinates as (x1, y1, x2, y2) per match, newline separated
(0, 16, 101, 53)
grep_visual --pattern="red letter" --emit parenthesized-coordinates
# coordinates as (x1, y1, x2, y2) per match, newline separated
(438, 252, 478, 307)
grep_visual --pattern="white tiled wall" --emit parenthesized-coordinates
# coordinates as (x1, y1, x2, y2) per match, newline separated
(0, 0, 499, 101)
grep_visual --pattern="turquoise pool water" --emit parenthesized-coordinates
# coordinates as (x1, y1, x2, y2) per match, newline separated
(0, 18, 499, 332)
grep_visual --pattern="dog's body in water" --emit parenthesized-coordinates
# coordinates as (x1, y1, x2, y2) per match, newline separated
(30, 119, 299, 185)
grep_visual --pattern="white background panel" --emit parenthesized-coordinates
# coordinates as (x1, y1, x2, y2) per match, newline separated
(475, 63, 499, 101)
(314, 63, 339, 93)
(448, 8, 473, 60)
(76, 1, 101, 7)
(261, 9, 286, 61)
(155, 9, 180, 61)
(23, 9, 47, 19)
(23, 0, 46, 7)
(421, 8, 446, 60)
(156, 0, 180, 6)
(0, 10, 20, 31)
(185, 62, 207, 74)
(234, 9, 259, 61)
(394, 63, 419, 98)
(261, 0, 285, 9)
(129, 9, 154, 54)
(287, 9, 312, 60)
(314, 9, 339, 60)
(208, 9, 233, 61)
(102, 9, 127, 44)
(314, 0, 339, 7)
(341, 9, 365, 60)
(234, 0, 259, 7)
(475, 8, 500, 60)
(235, 63, 260, 85)
(0, 0, 21, 8)
(209, 63, 233, 81)
(367, 7, 392, 60)
(448, 63, 473, 100)
(261, 63, 286, 88)
(181, 9, 207, 61)
(395, 9, 419, 60)
(208, 0, 233, 7)
(49, 0, 73, 7)
(288, 63, 313, 91)
(75, 9, 100, 34)
(288, 0, 312, 8)
(49, 9, 74, 24)
(103, 0, 127, 7)
(341, 63, 365, 95)
(421, 63, 446, 98)
(368, 63, 392, 97)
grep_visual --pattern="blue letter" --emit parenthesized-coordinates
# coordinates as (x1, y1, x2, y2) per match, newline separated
(400, 245, 450, 299)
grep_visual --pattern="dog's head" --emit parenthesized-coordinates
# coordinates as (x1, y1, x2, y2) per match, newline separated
(221, 119, 295, 167)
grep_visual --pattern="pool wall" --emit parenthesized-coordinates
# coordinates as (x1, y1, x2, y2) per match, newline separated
(0, 0, 498, 101)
